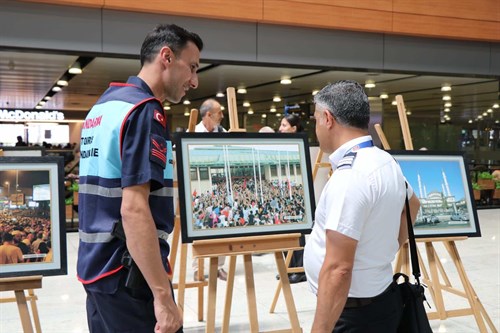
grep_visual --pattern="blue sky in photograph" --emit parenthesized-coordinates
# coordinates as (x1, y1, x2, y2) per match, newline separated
(398, 160, 466, 200)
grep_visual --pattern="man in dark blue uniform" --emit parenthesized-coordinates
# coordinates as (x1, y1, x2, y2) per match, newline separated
(77, 24, 203, 333)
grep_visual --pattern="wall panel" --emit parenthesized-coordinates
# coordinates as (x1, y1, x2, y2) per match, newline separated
(286, 0, 393, 12)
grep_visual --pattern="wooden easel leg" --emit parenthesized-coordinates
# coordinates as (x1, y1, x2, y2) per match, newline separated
(394, 243, 410, 275)
(222, 255, 237, 333)
(198, 258, 205, 322)
(444, 241, 490, 332)
(27, 289, 41, 333)
(243, 254, 259, 333)
(14, 290, 34, 333)
(206, 257, 219, 333)
(269, 250, 293, 313)
(274, 252, 302, 333)
(425, 242, 447, 320)
(177, 243, 188, 312)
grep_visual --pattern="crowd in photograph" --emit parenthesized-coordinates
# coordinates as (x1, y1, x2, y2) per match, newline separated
(192, 177, 306, 229)
(0, 210, 52, 264)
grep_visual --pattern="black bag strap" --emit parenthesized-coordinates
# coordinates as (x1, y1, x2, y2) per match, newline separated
(405, 182, 422, 284)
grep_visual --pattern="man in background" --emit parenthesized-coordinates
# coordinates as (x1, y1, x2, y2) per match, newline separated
(192, 98, 228, 281)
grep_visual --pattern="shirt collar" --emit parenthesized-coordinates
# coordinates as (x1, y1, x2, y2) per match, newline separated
(126, 76, 155, 96)
(328, 135, 373, 170)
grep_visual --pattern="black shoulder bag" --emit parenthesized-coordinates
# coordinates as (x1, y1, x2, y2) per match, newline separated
(394, 183, 433, 333)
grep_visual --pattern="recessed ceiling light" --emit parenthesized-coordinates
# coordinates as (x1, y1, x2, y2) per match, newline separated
(364, 80, 376, 88)
(43, 96, 51, 101)
(441, 84, 452, 92)
(69, 62, 82, 74)
(280, 77, 292, 85)
(482, 112, 488, 116)
(183, 100, 190, 105)
(270, 106, 276, 112)
(216, 92, 225, 98)
(52, 86, 62, 92)
(163, 106, 170, 110)
(468, 120, 473, 123)
(444, 108, 450, 112)
(184, 111, 190, 116)
(379, 93, 389, 99)
(273, 96, 281, 102)
(220, 106, 225, 110)
(237, 88, 247, 94)
(39, 101, 46, 106)
(442, 95, 451, 101)
(406, 111, 412, 115)
(444, 102, 452, 108)
(262, 114, 267, 118)
(487, 108, 493, 113)
(478, 115, 483, 119)
(276, 113, 282, 117)
(391, 100, 397, 106)
(248, 109, 254, 115)
(57, 80, 68, 86)
(243, 101, 250, 107)
(496, 120, 499, 124)
(493, 103, 499, 108)
(312, 90, 319, 96)
(35, 105, 42, 109)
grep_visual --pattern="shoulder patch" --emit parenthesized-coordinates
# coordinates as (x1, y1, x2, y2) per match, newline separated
(337, 152, 357, 170)
(150, 134, 167, 168)
(153, 109, 166, 128)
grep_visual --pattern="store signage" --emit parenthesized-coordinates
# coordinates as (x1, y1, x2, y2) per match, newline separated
(0, 109, 65, 121)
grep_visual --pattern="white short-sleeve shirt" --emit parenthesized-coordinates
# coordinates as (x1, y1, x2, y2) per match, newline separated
(303, 135, 414, 297)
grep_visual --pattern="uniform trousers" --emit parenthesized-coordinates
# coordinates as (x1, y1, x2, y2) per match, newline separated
(85, 269, 182, 333)
(333, 281, 402, 333)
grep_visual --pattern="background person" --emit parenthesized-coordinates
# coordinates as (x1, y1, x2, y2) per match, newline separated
(0, 232, 24, 264)
(278, 113, 307, 284)
(303, 80, 420, 332)
(15, 135, 27, 146)
(192, 98, 228, 281)
(77, 24, 203, 333)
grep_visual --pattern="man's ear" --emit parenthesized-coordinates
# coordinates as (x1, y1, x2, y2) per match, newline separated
(159, 46, 174, 65)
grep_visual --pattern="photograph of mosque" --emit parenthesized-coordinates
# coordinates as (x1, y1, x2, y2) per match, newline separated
(176, 134, 315, 242)
(393, 153, 481, 238)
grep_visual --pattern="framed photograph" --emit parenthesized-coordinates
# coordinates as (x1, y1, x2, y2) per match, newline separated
(175, 133, 315, 243)
(0, 156, 67, 277)
(390, 150, 480, 238)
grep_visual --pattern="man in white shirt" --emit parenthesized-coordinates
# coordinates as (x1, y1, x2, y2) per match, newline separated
(303, 80, 420, 332)
(192, 98, 228, 281)
(194, 98, 226, 133)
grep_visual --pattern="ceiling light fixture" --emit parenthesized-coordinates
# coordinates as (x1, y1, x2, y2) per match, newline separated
(444, 102, 452, 108)
(493, 103, 499, 108)
(270, 106, 276, 112)
(163, 106, 171, 110)
(312, 90, 319, 96)
(273, 96, 281, 102)
(216, 92, 225, 98)
(184, 111, 190, 116)
(35, 105, 42, 109)
(441, 84, 452, 92)
(248, 109, 254, 115)
(262, 114, 267, 118)
(52, 86, 62, 92)
(183, 100, 191, 105)
(406, 111, 412, 115)
(220, 106, 225, 110)
(243, 101, 251, 107)
(482, 112, 488, 116)
(487, 109, 493, 113)
(442, 95, 451, 101)
(444, 108, 450, 112)
(468, 120, 473, 124)
(379, 93, 389, 99)
(391, 100, 397, 106)
(43, 96, 51, 101)
(364, 80, 376, 88)
(280, 77, 292, 85)
(69, 62, 82, 74)
(57, 80, 68, 86)
(237, 88, 247, 94)
(38, 101, 46, 106)
(276, 113, 282, 117)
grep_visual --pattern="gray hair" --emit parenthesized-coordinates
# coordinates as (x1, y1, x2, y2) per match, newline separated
(199, 99, 219, 118)
(313, 80, 370, 129)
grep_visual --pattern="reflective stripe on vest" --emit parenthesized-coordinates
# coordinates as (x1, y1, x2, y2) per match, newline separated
(79, 184, 174, 198)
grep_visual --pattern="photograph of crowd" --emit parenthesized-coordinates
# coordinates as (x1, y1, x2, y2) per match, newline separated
(177, 135, 315, 242)
(0, 157, 66, 277)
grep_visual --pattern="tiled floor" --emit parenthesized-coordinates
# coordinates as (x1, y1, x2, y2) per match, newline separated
(1, 209, 498, 333)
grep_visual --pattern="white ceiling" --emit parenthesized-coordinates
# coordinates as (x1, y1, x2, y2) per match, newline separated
(0, 50, 498, 128)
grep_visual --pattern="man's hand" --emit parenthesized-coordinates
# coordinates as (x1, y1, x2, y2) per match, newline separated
(154, 295, 183, 333)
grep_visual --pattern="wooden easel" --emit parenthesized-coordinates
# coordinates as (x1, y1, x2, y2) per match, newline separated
(269, 147, 331, 313)
(0, 275, 42, 333)
(383, 95, 497, 332)
(169, 107, 208, 321)
(192, 234, 303, 333)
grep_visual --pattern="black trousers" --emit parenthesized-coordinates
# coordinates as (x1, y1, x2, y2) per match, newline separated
(85, 270, 182, 333)
(333, 282, 403, 333)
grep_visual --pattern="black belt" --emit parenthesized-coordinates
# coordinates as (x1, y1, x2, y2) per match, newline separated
(344, 282, 396, 309)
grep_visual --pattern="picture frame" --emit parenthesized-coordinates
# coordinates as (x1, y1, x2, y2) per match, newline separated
(0, 156, 67, 277)
(389, 150, 480, 238)
(175, 132, 316, 243)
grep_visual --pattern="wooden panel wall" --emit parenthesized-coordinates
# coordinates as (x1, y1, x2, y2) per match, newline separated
(19, 0, 500, 42)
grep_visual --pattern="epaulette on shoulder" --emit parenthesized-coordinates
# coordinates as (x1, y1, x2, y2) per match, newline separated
(337, 151, 357, 170)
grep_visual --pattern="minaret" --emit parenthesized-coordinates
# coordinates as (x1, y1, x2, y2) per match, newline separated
(423, 185, 428, 198)
(418, 174, 424, 199)
(442, 169, 452, 197)
(442, 183, 447, 197)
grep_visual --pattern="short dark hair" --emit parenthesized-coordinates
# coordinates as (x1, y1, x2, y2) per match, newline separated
(283, 113, 304, 132)
(140, 24, 204, 66)
(2, 232, 14, 242)
(314, 80, 370, 129)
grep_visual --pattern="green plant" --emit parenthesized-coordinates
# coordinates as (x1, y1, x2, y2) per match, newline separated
(496, 181, 500, 189)
(477, 171, 493, 180)
(472, 182, 481, 190)
(69, 182, 79, 192)
(65, 197, 74, 205)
